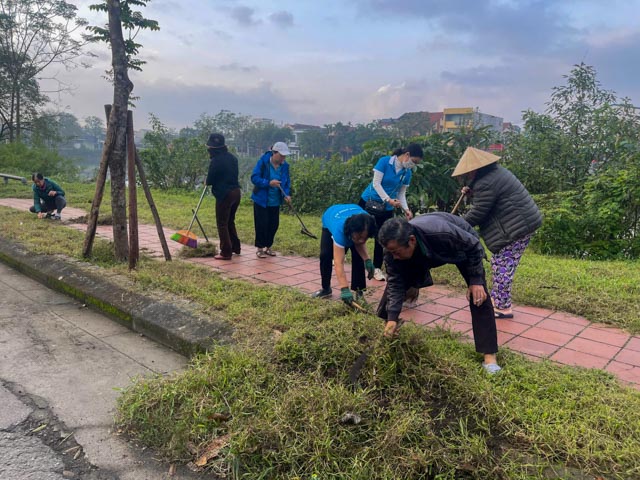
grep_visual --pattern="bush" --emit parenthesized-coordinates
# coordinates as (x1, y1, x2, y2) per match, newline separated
(0, 142, 78, 179)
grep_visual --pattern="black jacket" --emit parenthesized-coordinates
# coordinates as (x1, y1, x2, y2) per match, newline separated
(205, 147, 240, 201)
(384, 212, 486, 321)
(463, 164, 542, 253)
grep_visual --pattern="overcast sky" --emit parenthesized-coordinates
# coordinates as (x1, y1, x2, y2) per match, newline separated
(47, 0, 640, 129)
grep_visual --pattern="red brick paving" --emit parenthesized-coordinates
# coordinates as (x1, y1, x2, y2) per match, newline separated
(1, 197, 639, 388)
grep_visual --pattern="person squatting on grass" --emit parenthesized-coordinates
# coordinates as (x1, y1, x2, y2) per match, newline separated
(311, 204, 378, 305)
(377, 213, 501, 374)
(358, 143, 424, 282)
(30, 173, 66, 220)
(250, 142, 292, 258)
(205, 133, 242, 260)
(452, 147, 542, 319)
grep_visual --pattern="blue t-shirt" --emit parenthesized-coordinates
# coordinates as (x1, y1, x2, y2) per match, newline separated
(360, 156, 412, 211)
(322, 204, 366, 248)
(267, 163, 282, 207)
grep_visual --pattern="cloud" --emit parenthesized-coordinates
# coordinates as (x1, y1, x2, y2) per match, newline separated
(269, 11, 294, 28)
(230, 6, 262, 27)
(219, 62, 259, 73)
(356, 0, 579, 56)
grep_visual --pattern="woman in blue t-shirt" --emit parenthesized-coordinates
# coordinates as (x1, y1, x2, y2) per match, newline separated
(359, 143, 423, 280)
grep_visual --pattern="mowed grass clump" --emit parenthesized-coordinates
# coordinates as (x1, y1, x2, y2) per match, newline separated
(116, 260, 640, 479)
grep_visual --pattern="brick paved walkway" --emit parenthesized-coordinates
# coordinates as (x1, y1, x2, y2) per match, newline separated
(2, 198, 639, 388)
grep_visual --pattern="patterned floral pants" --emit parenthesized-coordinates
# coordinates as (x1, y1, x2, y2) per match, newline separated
(490, 234, 532, 310)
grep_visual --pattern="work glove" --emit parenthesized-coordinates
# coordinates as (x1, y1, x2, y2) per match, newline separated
(364, 259, 375, 279)
(340, 287, 354, 305)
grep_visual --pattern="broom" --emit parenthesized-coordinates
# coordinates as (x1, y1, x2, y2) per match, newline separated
(171, 185, 208, 248)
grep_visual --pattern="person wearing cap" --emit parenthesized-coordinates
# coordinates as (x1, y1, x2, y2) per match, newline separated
(377, 214, 501, 374)
(358, 143, 424, 282)
(311, 204, 377, 304)
(452, 147, 542, 319)
(250, 142, 292, 258)
(205, 133, 242, 260)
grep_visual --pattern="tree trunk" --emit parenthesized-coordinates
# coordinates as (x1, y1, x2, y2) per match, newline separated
(107, 0, 134, 261)
(127, 110, 139, 269)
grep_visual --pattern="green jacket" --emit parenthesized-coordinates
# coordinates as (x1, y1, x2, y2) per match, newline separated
(32, 178, 65, 212)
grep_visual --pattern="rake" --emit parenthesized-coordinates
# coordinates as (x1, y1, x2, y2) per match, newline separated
(171, 185, 208, 248)
(278, 185, 317, 239)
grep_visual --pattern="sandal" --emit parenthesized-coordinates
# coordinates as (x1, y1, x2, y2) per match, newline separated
(265, 248, 276, 256)
(256, 249, 267, 258)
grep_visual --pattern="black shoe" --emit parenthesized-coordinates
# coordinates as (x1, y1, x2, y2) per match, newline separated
(311, 288, 332, 299)
(355, 290, 365, 302)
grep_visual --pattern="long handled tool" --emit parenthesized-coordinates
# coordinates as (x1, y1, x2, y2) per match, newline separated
(451, 191, 466, 215)
(171, 185, 208, 248)
(191, 208, 210, 243)
(278, 185, 317, 239)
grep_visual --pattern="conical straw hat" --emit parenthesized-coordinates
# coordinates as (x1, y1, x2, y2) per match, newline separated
(451, 147, 500, 177)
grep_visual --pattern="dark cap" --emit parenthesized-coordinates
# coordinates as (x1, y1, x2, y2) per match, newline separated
(206, 133, 226, 149)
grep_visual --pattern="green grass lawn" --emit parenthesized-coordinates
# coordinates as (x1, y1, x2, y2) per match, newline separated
(2, 180, 640, 479)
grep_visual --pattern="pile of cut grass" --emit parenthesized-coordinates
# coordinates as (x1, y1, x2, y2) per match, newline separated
(117, 261, 640, 478)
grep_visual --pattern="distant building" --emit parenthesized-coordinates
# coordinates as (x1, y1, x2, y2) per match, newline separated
(285, 123, 323, 159)
(443, 107, 503, 133)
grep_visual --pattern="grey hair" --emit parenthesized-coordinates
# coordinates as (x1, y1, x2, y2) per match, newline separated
(378, 217, 413, 247)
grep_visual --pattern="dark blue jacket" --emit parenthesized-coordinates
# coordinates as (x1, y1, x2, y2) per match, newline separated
(250, 151, 291, 208)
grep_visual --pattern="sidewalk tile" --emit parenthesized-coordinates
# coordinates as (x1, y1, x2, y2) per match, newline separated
(578, 326, 629, 347)
(606, 361, 640, 387)
(415, 302, 458, 317)
(614, 348, 640, 367)
(449, 309, 472, 323)
(435, 295, 470, 309)
(550, 348, 609, 369)
(496, 318, 530, 335)
(537, 318, 586, 336)
(505, 337, 559, 358)
(521, 326, 574, 347)
(497, 331, 515, 345)
(564, 337, 621, 359)
(509, 311, 545, 326)
(513, 305, 553, 317)
(626, 337, 640, 352)
(401, 309, 439, 325)
(548, 311, 591, 326)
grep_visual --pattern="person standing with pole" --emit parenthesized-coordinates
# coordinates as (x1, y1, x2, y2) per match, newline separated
(205, 133, 242, 260)
(452, 147, 542, 319)
(251, 142, 292, 258)
(359, 144, 424, 281)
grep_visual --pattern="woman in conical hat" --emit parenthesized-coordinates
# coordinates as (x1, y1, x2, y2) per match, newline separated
(452, 147, 542, 319)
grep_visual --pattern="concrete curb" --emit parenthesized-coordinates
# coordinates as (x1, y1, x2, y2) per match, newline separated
(0, 237, 234, 357)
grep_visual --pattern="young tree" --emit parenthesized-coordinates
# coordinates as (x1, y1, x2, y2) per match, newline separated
(0, 0, 87, 142)
(83, 0, 158, 260)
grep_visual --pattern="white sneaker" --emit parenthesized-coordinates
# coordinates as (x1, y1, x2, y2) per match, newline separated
(373, 268, 386, 281)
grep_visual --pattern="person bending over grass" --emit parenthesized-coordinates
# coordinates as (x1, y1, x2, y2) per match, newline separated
(30, 173, 66, 220)
(311, 204, 377, 305)
(377, 213, 501, 374)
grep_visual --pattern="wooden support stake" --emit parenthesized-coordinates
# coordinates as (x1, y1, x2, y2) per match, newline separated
(126, 110, 139, 269)
(134, 148, 172, 261)
(83, 105, 115, 258)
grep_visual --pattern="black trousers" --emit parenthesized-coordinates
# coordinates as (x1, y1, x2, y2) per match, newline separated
(377, 265, 498, 354)
(253, 204, 280, 248)
(30, 196, 66, 214)
(215, 188, 241, 257)
(319, 227, 366, 291)
(358, 198, 393, 269)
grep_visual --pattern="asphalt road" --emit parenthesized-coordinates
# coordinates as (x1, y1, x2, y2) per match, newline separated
(0, 261, 199, 480)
